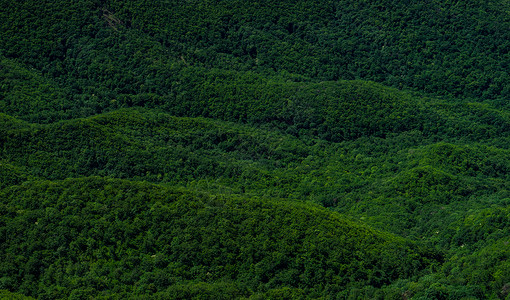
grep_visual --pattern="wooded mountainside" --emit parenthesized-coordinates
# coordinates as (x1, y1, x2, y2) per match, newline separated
(1, 0, 510, 298)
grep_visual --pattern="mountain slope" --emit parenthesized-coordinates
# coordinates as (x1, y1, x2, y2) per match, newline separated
(4, 0, 510, 104)
(0, 177, 440, 299)
(2, 0, 510, 298)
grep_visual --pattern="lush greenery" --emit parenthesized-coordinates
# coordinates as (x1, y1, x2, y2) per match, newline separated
(0, 177, 441, 299)
(2, 0, 510, 298)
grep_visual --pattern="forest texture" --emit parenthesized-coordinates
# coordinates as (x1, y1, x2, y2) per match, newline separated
(1, 0, 510, 299)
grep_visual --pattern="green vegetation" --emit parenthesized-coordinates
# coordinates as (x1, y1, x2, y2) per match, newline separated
(2, 0, 510, 298)
(0, 177, 440, 299)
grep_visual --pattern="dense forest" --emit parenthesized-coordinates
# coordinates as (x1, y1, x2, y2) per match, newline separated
(2, 0, 510, 298)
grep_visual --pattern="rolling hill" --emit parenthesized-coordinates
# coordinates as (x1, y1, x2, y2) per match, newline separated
(2, 0, 510, 298)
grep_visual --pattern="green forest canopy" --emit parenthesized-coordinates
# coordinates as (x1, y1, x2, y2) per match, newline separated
(2, 0, 510, 298)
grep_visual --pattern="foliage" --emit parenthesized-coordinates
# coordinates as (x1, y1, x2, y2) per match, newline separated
(2, 0, 510, 298)
(0, 177, 439, 299)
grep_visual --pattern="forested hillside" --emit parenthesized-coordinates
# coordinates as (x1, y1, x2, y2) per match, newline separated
(2, 0, 510, 298)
